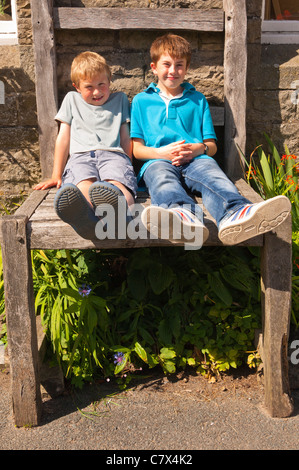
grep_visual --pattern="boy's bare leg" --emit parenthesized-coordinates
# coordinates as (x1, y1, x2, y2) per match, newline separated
(77, 178, 97, 206)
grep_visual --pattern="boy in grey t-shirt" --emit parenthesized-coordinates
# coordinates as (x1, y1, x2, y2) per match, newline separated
(34, 51, 137, 239)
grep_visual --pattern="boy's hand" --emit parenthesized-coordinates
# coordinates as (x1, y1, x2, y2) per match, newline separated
(33, 177, 62, 191)
(156, 140, 192, 163)
(169, 140, 193, 166)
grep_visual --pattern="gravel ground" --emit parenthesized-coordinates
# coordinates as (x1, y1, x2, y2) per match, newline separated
(1, 366, 299, 452)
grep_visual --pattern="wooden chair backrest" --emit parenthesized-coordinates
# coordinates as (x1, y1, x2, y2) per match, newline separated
(30, 0, 247, 181)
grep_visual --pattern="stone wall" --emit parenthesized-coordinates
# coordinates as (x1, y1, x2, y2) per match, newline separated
(0, 0, 298, 207)
(0, 0, 40, 208)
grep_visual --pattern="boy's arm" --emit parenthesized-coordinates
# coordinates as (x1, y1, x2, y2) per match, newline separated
(34, 122, 70, 190)
(133, 138, 217, 165)
(120, 122, 133, 160)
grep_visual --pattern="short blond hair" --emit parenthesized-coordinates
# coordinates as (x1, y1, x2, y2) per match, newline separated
(71, 51, 112, 87)
(150, 34, 191, 67)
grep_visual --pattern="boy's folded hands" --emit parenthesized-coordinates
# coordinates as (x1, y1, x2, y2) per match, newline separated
(156, 139, 193, 166)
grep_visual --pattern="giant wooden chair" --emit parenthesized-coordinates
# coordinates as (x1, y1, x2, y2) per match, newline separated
(0, 0, 294, 426)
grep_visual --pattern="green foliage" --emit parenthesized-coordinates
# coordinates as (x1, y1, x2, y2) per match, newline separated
(0, 1, 5, 16)
(241, 134, 299, 231)
(240, 134, 299, 327)
(30, 246, 262, 387)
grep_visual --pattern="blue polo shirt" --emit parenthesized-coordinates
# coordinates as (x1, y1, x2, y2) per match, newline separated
(130, 82, 217, 182)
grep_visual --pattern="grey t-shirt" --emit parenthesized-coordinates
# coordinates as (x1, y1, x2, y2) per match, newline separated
(55, 91, 130, 155)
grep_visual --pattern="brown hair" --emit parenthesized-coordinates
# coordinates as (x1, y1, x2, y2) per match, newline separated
(150, 34, 191, 67)
(71, 51, 112, 87)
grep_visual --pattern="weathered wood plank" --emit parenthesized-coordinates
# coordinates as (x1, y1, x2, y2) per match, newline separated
(261, 218, 294, 417)
(223, 0, 247, 179)
(53, 7, 224, 32)
(234, 177, 263, 204)
(31, 0, 58, 179)
(14, 189, 50, 219)
(25, 189, 263, 249)
(0, 215, 42, 427)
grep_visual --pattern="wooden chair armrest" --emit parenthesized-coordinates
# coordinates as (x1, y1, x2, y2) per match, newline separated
(233, 177, 264, 204)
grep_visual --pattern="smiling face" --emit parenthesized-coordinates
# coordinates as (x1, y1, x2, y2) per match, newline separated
(74, 72, 110, 106)
(151, 53, 188, 97)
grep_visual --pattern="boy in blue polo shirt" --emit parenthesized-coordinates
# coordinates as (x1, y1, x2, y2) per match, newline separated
(131, 34, 291, 247)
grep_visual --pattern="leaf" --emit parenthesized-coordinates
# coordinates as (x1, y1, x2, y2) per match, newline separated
(114, 353, 129, 375)
(208, 272, 232, 306)
(87, 306, 98, 333)
(168, 310, 181, 339)
(160, 347, 176, 360)
(158, 319, 173, 344)
(264, 133, 281, 169)
(61, 287, 82, 301)
(127, 270, 147, 301)
(163, 360, 176, 374)
(260, 149, 274, 190)
(187, 357, 196, 366)
(148, 263, 174, 295)
(134, 342, 148, 362)
(138, 326, 155, 345)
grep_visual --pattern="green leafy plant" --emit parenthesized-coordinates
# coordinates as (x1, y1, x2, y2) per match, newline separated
(0, 1, 7, 16)
(239, 134, 299, 327)
(242, 134, 298, 230)
(30, 245, 262, 387)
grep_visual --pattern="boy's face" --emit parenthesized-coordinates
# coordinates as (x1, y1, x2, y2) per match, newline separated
(74, 72, 110, 106)
(151, 53, 188, 96)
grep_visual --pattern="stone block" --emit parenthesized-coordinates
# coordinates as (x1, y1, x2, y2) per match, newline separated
(0, 94, 18, 126)
(17, 92, 37, 126)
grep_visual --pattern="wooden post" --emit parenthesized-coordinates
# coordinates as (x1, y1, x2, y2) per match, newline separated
(223, 0, 247, 179)
(0, 216, 42, 427)
(31, 0, 58, 179)
(261, 217, 294, 417)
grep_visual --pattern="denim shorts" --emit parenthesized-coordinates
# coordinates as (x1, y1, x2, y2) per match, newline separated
(62, 150, 138, 196)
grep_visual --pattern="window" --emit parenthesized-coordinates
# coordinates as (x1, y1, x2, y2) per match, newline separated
(0, 0, 18, 45)
(262, 0, 299, 43)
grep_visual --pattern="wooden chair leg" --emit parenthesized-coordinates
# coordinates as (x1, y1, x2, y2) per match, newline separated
(0, 215, 42, 427)
(261, 215, 294, 417)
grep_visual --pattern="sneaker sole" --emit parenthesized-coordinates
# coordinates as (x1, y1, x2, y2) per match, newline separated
(141, 206, 209, 244)
(218, 196, 291, 245)
(89, 182, 123, 210)
(54, 184, 98, 239)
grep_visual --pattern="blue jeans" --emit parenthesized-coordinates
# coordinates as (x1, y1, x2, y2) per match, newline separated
(142, 158, 251, 227)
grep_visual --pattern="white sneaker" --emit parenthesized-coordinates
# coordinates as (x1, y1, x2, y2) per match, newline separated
(141, 205, 209, 246)
(218, 195, 291, 245)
